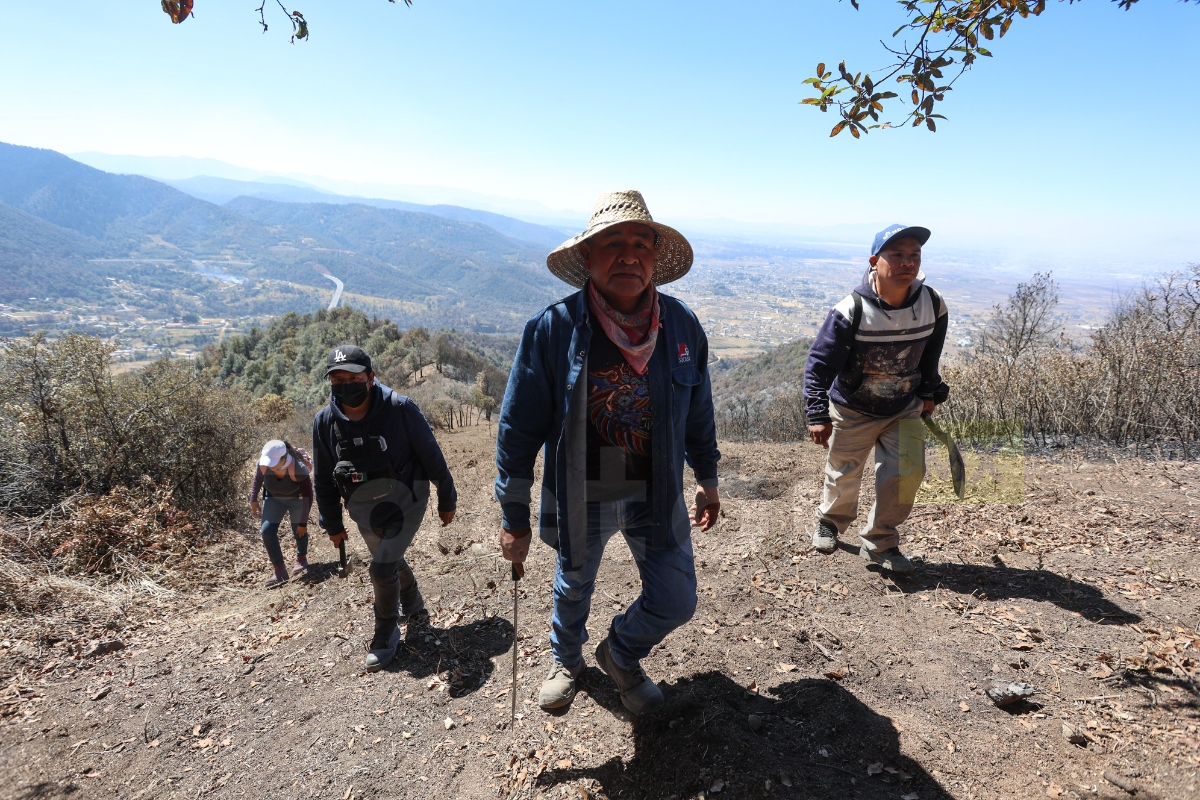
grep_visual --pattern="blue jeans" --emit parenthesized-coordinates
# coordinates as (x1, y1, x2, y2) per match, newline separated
(550, 498, 697, 670)
(260, 495, 309, 566)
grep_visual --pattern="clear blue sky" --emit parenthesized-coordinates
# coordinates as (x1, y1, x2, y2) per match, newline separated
(1, 1, 1197, 267)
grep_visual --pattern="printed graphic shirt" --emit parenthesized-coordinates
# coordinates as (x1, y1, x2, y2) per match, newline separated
(803, 269, 949, 424)
(586, 316, 653, 502)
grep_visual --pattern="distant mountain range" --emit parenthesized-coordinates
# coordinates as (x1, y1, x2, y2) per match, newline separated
(0, 142, 569, 331)
(161, 176, 570, 249)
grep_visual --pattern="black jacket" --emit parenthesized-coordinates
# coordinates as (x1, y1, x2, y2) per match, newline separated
(312, 383, 457, 533)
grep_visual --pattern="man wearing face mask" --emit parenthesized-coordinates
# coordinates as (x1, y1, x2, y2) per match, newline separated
(312, 344, 457, 672)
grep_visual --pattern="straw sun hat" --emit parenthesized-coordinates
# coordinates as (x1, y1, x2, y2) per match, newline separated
(546, 190, 694, 288)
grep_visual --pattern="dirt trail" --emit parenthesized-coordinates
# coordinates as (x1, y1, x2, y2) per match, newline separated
(3, 426, 1199, 800)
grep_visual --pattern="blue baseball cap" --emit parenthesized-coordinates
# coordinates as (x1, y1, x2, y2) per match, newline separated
(870, 224, 931, 256)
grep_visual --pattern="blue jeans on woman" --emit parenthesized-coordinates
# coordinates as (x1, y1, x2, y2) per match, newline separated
(261, 495, 309, 566)
(550, 497, 697, 671)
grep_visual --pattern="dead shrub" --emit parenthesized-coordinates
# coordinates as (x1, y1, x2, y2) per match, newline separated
(40, 480, 195, 577)
(251, 393, 295, 425)
(945, 266, 1200, 456)
(0, 332, 259, 514)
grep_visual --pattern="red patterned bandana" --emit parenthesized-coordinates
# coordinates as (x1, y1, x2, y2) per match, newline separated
(587, 281, 662, 376)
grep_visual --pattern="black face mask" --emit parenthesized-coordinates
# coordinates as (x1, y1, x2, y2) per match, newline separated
(331, 380, 370, 408)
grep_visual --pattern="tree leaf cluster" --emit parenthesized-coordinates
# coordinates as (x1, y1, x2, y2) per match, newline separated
(804, 0, 1196, 136)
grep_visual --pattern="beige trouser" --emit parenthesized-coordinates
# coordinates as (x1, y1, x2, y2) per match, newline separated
(817, 398, 925, 553)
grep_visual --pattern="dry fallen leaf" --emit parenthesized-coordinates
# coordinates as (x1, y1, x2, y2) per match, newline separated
(947, 739, 956, 754)
(556, 759, 571, 769)
(1046, 782, 1064, 797)
(867, 762, 883, 775)
(747, 680, 758, 693)
(959, 701, 971, 712)
(776, 663, 797, 673)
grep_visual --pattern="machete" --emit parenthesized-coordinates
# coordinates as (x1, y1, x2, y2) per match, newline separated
(337, 540, 353, 579)
(922, 412, 966, 500)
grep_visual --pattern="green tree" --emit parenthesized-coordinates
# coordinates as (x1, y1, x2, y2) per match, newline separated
(804, 0, 1198, 137)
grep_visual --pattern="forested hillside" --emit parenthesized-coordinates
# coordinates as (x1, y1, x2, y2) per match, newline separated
(710, 337, 812, 441)
(202, 306, 516, 422)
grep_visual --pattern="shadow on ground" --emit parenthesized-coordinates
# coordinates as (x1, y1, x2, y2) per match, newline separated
(383, 615, 514, 697)
(12, 781, 80, 799)
(889, 561, 1141, 624)
(543, 670, 953, 800)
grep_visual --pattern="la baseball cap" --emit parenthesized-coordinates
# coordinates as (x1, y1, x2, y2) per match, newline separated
(324, 344, 372, 376)
(871, 224, 931, 256)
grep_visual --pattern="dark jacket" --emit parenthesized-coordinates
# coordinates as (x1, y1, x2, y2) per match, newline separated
(494, 285, 720, 570)
(312, 383, 456, 534)
(804, 270, 949, 424)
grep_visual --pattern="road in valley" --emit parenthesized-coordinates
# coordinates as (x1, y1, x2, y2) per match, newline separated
(323, 273, 344, 310)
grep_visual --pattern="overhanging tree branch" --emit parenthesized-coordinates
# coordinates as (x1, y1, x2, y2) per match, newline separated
(161, 0, 412, 42)
(805, 0, 1198, 137)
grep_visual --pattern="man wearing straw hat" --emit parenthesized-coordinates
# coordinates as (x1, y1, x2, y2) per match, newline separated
(494, 191, 721, 716)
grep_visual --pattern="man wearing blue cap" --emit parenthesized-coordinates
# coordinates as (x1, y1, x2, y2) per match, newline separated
(802, 225, 949, 573)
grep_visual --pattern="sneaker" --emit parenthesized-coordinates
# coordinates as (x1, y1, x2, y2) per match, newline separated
(538, 660, 583, 710)
(267, 564, 289, 586)
(812, 521, 838, 554)
(859, 546, 915, 573)
(291, 557, 309, 576)
(365, 621, 401, 672)
(594, 637, 664, 715)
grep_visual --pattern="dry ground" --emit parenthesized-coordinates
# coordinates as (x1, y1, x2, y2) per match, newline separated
(2, 425, 1199, 800)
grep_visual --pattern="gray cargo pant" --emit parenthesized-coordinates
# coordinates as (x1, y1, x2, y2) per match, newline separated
(817, 398, 925, 553)
(345, 478, 429, 624)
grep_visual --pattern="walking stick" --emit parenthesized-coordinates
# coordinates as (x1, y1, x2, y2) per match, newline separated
(510, 563, 520, 729)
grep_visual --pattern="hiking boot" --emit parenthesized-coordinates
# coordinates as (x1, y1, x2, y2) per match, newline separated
(267, 564, 289, 587)
(291, 557, 309, 576)
(859, 546, 915, 574)
(365, 620, 400, 672)
(812, 521, 838, 554)
(595, 637, 664, 715)
(399, 590, 427, 625)
(538, 660, 583, 710)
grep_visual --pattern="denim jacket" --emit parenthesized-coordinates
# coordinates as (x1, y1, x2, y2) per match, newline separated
(494, 285, 720, 570)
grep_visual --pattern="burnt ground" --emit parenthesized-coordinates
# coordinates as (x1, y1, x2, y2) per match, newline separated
(2, 425, 1199, 800)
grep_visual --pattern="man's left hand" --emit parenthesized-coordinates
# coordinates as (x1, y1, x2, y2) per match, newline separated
(691, 486, 720, 532)
(922, 399, 936, 415)
(439, 510, 456, 527)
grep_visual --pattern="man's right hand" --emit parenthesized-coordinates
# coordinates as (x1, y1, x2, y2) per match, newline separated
(499, 527, 532, 578)
(250, 501, 261, 518)
(328, 530, 348, 547)
(808, 423, 833, 449)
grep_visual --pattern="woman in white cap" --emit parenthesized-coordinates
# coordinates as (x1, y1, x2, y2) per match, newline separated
(249, 440, 314, 585)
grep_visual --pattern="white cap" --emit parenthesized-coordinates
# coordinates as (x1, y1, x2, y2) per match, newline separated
(258, 440, 288, 468)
